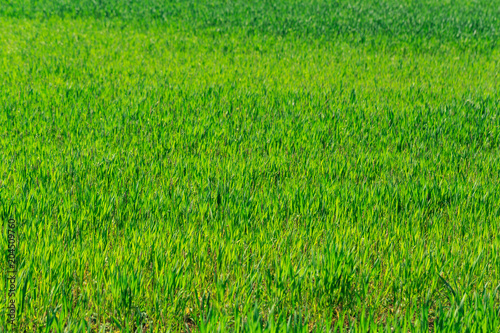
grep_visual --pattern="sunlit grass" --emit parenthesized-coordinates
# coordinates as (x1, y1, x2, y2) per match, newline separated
(0, 1, 500, 331)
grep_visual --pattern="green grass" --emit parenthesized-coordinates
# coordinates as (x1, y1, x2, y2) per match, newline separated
(1, 1, 500, 332)
(2, 0, 500, 46)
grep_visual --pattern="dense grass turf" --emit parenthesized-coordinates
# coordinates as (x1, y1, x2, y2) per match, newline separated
(2, 0, 500, 45)
(1, 1, 500, 332)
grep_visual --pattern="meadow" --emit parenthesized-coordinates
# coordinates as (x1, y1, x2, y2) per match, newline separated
(1, 0, 500, 331)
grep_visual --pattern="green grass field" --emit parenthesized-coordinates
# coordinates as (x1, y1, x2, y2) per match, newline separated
(1, 0, 500, 331)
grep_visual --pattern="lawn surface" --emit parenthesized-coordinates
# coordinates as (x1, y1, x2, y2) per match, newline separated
(1, 1, 500, 331)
